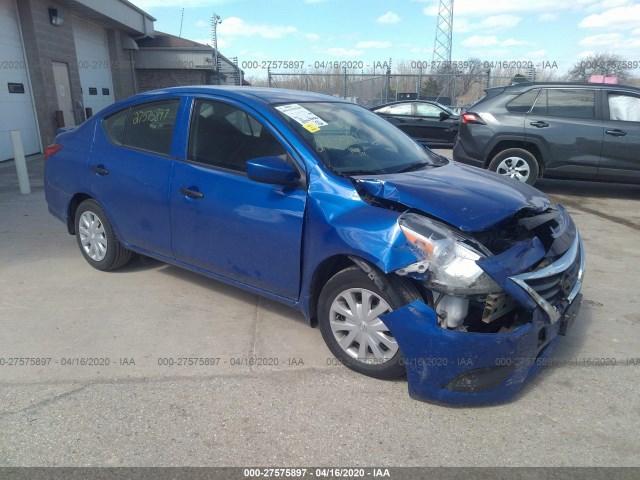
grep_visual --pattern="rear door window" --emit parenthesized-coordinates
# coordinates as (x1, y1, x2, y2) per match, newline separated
(531, 89, 595, 119)
(122, 99, 181, 155)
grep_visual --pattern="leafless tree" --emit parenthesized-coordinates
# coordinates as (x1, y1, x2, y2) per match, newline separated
(568, 52, 635, 83)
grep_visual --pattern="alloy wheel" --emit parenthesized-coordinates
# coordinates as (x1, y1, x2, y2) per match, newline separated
(495, 156, 531, 182)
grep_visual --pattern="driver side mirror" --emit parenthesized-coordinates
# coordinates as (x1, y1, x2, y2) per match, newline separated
(439, 111, 451, 121)
(246, 156, 300, 186)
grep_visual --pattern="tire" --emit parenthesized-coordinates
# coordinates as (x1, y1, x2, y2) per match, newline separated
(75, 199, 132, 271)
(318, 266, 421, 380)
(488, 148, 539, 185)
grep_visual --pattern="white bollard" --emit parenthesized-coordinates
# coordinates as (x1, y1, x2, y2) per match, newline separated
(10, 130, 31, 195)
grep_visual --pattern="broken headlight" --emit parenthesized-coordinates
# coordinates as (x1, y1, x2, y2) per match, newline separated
(398, 213, 500, 296)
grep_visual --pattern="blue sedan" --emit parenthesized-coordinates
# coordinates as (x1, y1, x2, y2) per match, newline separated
(44, 86, 585, 405)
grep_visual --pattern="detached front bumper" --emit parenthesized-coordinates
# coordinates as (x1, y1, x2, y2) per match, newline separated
(381, 295, 582, 406)
(382, 223, 585, 406)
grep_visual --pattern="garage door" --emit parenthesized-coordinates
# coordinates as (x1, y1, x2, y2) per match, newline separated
(0, 0, 40, 161)
(73, 17, 115, 118)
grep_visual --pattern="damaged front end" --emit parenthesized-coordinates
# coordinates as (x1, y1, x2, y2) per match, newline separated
(387, 204, 585, 405)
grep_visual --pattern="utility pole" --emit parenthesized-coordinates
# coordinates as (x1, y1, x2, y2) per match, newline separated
(211, 13, 222, 85)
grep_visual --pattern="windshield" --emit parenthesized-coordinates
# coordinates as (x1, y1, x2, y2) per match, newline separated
(274, 102, 441, 175)
(440, 104, 457, 116)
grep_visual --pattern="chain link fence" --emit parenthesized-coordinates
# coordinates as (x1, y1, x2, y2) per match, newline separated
(265, 70, 514, 110)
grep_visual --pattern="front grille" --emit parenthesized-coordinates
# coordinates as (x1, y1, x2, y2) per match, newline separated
(526, 250, 582, 305)
(510, 232, 585, 323)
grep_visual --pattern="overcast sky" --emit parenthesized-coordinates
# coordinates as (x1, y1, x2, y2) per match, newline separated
(128, 0, 640, 78)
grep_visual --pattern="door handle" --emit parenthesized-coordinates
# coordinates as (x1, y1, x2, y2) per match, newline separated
(530, 121, 549, 128)
(179, 187, 204, 199)
(606, 129, 627, 137)
(91, 165, 109, 176)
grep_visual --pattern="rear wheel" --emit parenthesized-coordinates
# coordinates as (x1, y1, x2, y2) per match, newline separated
(318, 266, 421, 379)
(75, 200, 132, 271)
(488, 148, 539, 185)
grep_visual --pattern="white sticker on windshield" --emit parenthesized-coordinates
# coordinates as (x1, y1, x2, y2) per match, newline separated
(275, 104, 328, 131)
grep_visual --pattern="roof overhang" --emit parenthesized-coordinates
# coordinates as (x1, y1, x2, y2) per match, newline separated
(54, 0, 155, 37)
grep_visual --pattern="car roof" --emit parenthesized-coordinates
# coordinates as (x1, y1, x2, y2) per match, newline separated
(371, 100, 446, 109)
(487, 82, 640, 95)
(126, 86, 352, 105)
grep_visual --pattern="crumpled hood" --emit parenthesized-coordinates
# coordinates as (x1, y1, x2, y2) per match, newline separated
(353, 161, 550, 231)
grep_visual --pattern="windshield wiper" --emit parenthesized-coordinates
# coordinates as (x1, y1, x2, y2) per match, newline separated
(341, 169, 384, 176)
(395, 162, 430, 173)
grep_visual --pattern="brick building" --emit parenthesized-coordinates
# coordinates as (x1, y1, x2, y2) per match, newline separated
(1, 0, 155, 160)
(135, 31, 245, 92)
(0, 0, 245, 162)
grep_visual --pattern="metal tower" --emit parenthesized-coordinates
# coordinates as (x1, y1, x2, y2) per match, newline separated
(432, 0, 454, 65)
(211, 13, 222, 84)
(230, 57, 241, 86)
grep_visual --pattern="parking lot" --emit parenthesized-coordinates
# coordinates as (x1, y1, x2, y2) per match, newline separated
(1, 151, 639, 467)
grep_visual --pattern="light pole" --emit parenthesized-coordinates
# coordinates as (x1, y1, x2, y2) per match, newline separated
(211, 13, 222, 85)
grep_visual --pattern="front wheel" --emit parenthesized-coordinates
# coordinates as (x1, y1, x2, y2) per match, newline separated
(488, 148, 539, 185)
(318, 266, 421, 380)
(75, 200, 132, 271)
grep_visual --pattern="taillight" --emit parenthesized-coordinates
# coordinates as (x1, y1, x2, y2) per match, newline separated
(461, 113, 486, 125)
(44, 143, 63, 160)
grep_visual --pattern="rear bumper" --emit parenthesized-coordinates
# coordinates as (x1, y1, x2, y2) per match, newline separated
(381, 295, 582, 406)
(452, 140, 484, 168)
(44, 178, 72, 226)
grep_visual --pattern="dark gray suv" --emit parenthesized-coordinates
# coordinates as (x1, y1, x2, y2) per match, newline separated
(453, 82, 640, 185)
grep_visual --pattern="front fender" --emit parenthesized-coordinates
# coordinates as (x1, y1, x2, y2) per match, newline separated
(299, 166, 420, 320)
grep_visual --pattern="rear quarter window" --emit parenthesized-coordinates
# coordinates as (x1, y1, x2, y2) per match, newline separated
(103, 108, 128, 145)
(506, 89, 540, 113)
